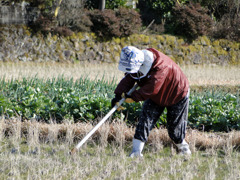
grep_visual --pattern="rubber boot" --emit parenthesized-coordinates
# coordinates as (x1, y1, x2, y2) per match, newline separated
(129, 138, 145, 158)
(176, 139, 191, 155)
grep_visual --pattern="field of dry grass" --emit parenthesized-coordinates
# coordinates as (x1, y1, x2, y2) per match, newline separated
(0, 62, 240, 86)
(0, 62, 240, 179)
(0, 117, 240, 179)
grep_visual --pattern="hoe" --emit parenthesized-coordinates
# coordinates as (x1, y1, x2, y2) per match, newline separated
(70, 84, 138, 154)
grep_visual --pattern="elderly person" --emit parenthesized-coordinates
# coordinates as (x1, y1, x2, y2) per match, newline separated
(111, 46, 191, 157)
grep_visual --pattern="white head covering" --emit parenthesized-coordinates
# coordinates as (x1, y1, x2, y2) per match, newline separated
(118, 46, 144, 73)
(118, 46, 154, 79)
(139, 49, 154, 77)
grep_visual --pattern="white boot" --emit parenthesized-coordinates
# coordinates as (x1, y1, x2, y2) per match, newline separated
(129, 138, 145, 158)
(176, 139, 191, 155)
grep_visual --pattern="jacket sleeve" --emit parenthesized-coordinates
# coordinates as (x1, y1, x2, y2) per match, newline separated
(114, 74, 136, 96)
(131, 66, 168, 102)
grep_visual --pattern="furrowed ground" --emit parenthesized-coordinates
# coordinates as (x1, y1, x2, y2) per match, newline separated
(0, 62, 240, 179)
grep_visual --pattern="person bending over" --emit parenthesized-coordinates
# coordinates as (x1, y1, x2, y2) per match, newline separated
(112, 46, 191, 157)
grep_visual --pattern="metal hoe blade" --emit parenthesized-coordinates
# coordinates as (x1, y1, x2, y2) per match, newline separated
(70, 84, 138, 155)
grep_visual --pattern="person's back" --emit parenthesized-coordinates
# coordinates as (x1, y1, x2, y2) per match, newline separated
(143, 48, 189, 106)
(112, 46, 192, 157)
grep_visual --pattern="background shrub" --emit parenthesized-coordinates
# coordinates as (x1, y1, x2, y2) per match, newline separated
(89, 9, 121, 38)
(115, 8, 142, 36)
(170, 3, 213, 41)
(29, 14, 56, 34)
(29, 0, 92, 35)
(52, 26, 74, 36)
(55, 0, 92, 32)
(199, 0, 238, 21)
(26, 0, 55, 34)
(89, 8, 142, 39)
(2, 0, 240, 41)
(212, 14, 240, 42)
(56, 8, 92, 33)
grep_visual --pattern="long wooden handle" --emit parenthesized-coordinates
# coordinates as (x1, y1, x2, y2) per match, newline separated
(70, 84, 138, 154)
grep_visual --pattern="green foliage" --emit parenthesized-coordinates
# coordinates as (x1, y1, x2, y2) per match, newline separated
(106, 0, 128, 9)
(0, 77, 116, 123)
(137, 0, 175, 25)
(28, 0, 55, 15)
(84, 0, 128, 10)
(84, 0, 98, 10)
(0, 77, 239, 132)
(151, 0, 175, 13)
(189, 90, 240, 132)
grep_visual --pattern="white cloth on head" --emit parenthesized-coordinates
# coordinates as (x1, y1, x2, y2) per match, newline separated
(118, 46, 144, 73)
(139, 49, 154, 77)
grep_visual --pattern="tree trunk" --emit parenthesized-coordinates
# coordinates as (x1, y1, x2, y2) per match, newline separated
(99, 0, 105, 11)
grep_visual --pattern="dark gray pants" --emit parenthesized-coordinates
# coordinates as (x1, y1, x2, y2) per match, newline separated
(134, 93, 189, 144)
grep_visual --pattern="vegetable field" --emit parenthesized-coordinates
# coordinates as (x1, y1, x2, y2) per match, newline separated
(0, 63, 240, 180)
(0, 77, 239, 132)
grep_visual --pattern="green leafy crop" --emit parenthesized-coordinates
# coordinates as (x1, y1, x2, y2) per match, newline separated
(0, 77, 239, 132)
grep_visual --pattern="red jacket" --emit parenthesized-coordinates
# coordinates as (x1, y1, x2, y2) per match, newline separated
(114, 48, 189, 107)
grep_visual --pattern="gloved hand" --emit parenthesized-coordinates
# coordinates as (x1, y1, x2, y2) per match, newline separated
(123, 93, 135, 103)
(111, 93, 135, 111)
(111, 95, 125, 111)
(125, 97, 134, 103)
(111, 95, 122, 108)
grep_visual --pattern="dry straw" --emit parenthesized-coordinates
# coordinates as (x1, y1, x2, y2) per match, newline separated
(0, 62, 239, 85)
(1, 117, 240, 150)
